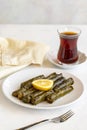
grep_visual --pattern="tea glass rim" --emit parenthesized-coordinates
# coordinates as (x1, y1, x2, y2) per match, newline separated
(57, 27, 81, 38)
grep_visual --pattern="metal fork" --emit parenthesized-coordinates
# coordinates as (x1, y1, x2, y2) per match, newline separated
(16, 110, 74, 130)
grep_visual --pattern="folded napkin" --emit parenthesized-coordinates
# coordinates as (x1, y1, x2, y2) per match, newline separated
(0, 65, 28, 79)
(0, 37, 49, 79)
(0, 37, 49, 66)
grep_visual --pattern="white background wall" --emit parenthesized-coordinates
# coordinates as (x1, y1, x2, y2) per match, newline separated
(0, 0, 87, 24)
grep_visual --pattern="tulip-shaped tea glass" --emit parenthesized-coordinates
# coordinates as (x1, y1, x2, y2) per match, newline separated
(57, 27, 81, 64)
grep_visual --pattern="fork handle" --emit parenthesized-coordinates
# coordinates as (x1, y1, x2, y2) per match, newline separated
(16, 119, 49, 130)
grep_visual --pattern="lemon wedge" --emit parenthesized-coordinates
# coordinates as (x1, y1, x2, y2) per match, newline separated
(32, 79, 53, 91)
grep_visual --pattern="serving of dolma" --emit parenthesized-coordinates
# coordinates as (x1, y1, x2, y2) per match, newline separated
(12, 72, 74, 105)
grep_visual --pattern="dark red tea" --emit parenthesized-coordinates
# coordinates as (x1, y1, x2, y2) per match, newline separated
(57, 31, 79, 64)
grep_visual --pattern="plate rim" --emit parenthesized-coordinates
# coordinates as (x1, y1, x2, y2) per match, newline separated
(2, 68, 84, 110)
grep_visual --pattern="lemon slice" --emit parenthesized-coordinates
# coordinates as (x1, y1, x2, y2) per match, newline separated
(32, 79, 53, 91)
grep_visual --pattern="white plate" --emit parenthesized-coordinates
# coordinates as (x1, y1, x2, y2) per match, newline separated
(2, 68, 84, 110)
(47, 50, 87, 69)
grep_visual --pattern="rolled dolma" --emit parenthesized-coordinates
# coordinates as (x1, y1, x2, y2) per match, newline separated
(53, 77, 65, 88)
(21, 75, 45, 88)
(31, 90, 54, 105)
(12, 72, 63, 98)
(12, 72, 75, 105)
(22, 95, 31, 103)
(46, 73, 63, 81)
(21, 72, 57, 87)
(31, 92, 46, 105)
(54, 78, 74, 92)
(16, 73, 58, 100)
(20, 73, 58, 90)
(12, 89, 20, 97)
(21, 72, 58, 89)
(18, 87, 36, 99)
(14, 87, 27, 99)
(45, 72, 57, 79)
(31, 76, 64, 100)
(46, 86, 74, 103)
(31, 90, 44, 98)
(30, 74, 64, 98)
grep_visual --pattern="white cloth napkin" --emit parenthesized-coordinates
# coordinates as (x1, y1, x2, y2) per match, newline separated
(0, 65, 29, 79)
(0, 37, 49, 79)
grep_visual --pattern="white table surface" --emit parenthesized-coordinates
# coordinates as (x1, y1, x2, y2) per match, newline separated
(0, 24, 87, 130)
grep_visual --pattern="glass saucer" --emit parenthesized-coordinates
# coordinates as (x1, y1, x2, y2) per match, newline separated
(47, 50, 87, 69)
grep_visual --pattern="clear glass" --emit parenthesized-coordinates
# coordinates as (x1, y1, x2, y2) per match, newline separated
(57, 27, 81, 64)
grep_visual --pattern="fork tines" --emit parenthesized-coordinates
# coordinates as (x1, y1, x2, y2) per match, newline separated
(60, 110, 74, 122)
